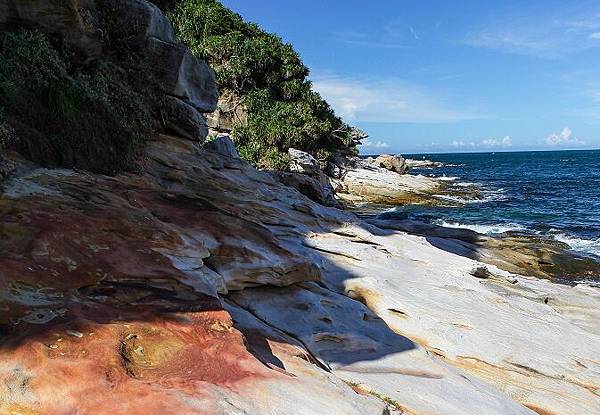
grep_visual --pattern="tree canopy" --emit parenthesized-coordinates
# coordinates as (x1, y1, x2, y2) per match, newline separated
(167, 0, 357, 169)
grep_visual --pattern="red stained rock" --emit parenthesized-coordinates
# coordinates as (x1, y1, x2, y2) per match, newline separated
(0, 138, 383, 414)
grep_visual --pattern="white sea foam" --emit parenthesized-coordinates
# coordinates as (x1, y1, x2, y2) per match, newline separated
(432, 194, 486, 204)
(433, 220, 527, 235)
(553, 234, 600, 257)
(432, 190, 506, 204)
(574, 279, 600, 288)
(437, 176, 459, 181)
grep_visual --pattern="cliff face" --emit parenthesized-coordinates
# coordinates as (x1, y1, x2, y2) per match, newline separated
(0, 0, 217, 174)
(1, 2, 599, 415)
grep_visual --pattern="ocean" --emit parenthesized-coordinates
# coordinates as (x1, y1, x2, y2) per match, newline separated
(382, 149, 600, 262)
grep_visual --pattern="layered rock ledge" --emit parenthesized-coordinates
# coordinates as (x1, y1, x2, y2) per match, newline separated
(1, 135, 598, 414)
(1, 1, 599, 414)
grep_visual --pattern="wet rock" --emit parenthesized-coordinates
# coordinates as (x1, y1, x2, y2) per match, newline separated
(405, 158, 444, 169)
(368, 218, 600, 282)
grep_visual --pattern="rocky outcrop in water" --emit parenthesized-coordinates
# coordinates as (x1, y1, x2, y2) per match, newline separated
(332, 156, 441, 205)
(405, 158, 445, 169)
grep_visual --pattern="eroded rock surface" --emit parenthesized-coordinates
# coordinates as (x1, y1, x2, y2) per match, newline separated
(323, 155, 443, 205)
(368, 218, 600, 282)
(374, 154, 408, 174)
(2, 134, 599, 414)
(340, 162, 441, 205)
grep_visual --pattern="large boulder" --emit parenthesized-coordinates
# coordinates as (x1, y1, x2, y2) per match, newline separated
(100, 0, 218, 114)
(105, 0, 218, 140)
(0, 0, 219, 144)
(288, 148, 322, 176)
(145, 37, 218, 113)
(161, 96, 208, 142)
(204, 134, 240, 159)
(374, 154, 408, 174)
(0, 0, 103, 63)
(284, 148, 344, 208)
(99, 0, 176, 47)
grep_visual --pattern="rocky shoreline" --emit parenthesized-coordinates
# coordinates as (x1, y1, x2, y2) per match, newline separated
(1, 1, 599, 414)
(2, 136, 599, 414)
(317, 151, 600, 284)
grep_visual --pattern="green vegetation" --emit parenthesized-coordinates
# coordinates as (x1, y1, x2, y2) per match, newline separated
(166, 0, 356, 168)
(0, 109, 13, 151)
(342, 380, 406, 413)
(0, 30, 157, 174)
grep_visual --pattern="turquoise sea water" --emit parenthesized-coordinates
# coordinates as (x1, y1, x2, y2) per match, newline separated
(382, 150, 600, 262)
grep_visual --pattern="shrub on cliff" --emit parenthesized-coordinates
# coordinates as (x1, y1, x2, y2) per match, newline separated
(0, 31, 157, 174)
(166, 0, 356, 169)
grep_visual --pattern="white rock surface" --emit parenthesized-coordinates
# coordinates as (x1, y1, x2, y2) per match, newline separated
(3, 135, 598, 414)
(340, 163, 440, 204)
(231, 283, 536, 415)
(148, 136, 600, 414)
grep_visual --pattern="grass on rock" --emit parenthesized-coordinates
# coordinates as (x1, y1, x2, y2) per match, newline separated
(0, 30, 158, 174)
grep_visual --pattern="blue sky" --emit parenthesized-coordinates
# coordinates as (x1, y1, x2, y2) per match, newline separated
(220, 0, 600, 153)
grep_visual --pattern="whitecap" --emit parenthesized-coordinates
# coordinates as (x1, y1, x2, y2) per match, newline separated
(553, 234, 600, 257)
(433, 220, 527, 235)
(432, 192, 505, 204)
(431, 194, 481, 204)
(574, 279, 600, 288)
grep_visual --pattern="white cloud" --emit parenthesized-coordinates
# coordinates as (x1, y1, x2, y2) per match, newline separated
(482, 136, 513, 147)
(545, 127, 585, 146)
(359, 138, 390, 150)
(463, 8, 600, 57)
(450, 136, 512, 149)
(312, 73, 485, 123)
